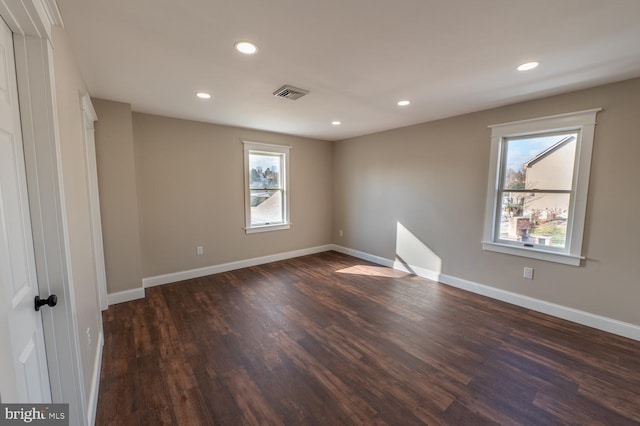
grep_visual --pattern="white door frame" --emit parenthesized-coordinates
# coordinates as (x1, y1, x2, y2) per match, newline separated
(0, 14, 51, 404)
(81, 95, 108, 312)
(0, 1, 87, 425)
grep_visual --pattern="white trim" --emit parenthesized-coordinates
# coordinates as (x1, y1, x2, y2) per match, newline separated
(438, 274, 640, 341)
(143, 245, 334, 288)
(245, 223, 291, 234)
(488, 108, 602, 134)
(107, 288, 146, 305)
(331, 245, 395, 268)
(482, 241, 583, 266)
(243, 140, 291, 234)
(332, 245, 442, 282)
(0, 1, 51, 39)
(4, 1, 88, 423)
(86, 331, 103, 426)
(41, 0, 63, 28)
(483, 109, 601, 266)
(80, 94, 108, 311)
(119, 241, 640, 342)
(242, 141, 292, 152)
(330, 245, 640, 342)
(392, 260, 441, 282)
(50, 45, 90, 426)
(81, 94, 97, 122)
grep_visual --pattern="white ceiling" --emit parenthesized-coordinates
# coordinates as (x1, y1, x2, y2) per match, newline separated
(56, 0, 640, 141)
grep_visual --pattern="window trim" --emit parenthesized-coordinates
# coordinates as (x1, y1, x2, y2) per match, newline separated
(482, 108, 601, 266)
(243, 141, 291, 234)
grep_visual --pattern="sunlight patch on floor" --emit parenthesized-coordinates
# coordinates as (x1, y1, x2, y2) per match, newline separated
(335, 265, 411, 278)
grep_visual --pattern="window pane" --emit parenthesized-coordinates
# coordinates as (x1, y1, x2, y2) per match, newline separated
(498, 192, 570, 248)
(249, 153, 282, 190)
(503, 133, 577, 191)
(250, 189, 283, 225)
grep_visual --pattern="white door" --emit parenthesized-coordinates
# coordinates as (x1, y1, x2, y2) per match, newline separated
(0, 18, 52, 402)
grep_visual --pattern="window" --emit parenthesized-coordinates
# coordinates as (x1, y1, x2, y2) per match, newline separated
(483, 109, 601, 266)
(243, 141, 290, 233)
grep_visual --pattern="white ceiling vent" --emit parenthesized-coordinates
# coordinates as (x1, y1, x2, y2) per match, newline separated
(273, 85, 309, 100)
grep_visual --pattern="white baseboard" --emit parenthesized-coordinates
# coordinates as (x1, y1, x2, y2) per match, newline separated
(332, 244, 443, 282)
(143, 244, 334, 288)
(438, 273, 640, 341)
(392, 260, 441, 282)
(87, 330, 104, 426)
(331, 245, 395, 268)
(107, 287, 145, 305)
(331, 245, 640, 342)
(123, 242, 640, 341)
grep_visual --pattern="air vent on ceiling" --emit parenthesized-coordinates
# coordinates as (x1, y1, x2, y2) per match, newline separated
(273, 85, 309, 100)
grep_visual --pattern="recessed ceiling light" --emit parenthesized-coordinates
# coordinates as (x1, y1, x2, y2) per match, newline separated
(331, 121, 341, 126)
(517, 61, 539, 71)
(196, 92, 211, 99)
(234, 41, 258, 55)
(397, 100, 411, 106)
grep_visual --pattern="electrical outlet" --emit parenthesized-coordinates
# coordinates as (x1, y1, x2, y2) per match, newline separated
(86, 328, 92, 347)
(339, 229, 343, 237)
(523, 267, 534, 280)
(197, 246, 204, 255)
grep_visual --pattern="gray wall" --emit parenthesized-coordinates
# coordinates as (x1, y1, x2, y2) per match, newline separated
(93, 99, 144, 294)
(333, 77, 640, 326)
(93, 104, 333, 282)
(52, 25, 103, 403)
(133, 113, 333, 277)
(94, 77, 640, 329)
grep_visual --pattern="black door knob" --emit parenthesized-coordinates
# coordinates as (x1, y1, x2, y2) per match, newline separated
(35, 294, 57, 311)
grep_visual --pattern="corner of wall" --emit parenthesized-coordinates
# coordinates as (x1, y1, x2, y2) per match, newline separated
(92, 99, 144, 297)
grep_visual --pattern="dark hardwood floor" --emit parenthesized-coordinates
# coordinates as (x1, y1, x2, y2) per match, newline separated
(96, 251, 640, 425)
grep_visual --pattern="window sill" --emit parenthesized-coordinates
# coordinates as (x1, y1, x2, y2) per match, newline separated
(245, 223, 290, 234)
(482, 241, 583, 266)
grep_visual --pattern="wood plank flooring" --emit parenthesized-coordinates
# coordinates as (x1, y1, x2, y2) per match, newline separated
(96, 251, 640, 425)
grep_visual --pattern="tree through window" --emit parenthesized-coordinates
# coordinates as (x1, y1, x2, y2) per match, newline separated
(499, 132, 577, 248)
(243, 141, 290, 233)
(483, 109, 600, 266)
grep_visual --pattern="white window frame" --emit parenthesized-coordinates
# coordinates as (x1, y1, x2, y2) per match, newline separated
(243, 141, 291, 234)
(482, 109, 601, 266)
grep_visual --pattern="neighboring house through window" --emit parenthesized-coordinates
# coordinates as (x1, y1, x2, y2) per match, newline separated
(482, 109, 601, 265)
(243, 141, 290, 233)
